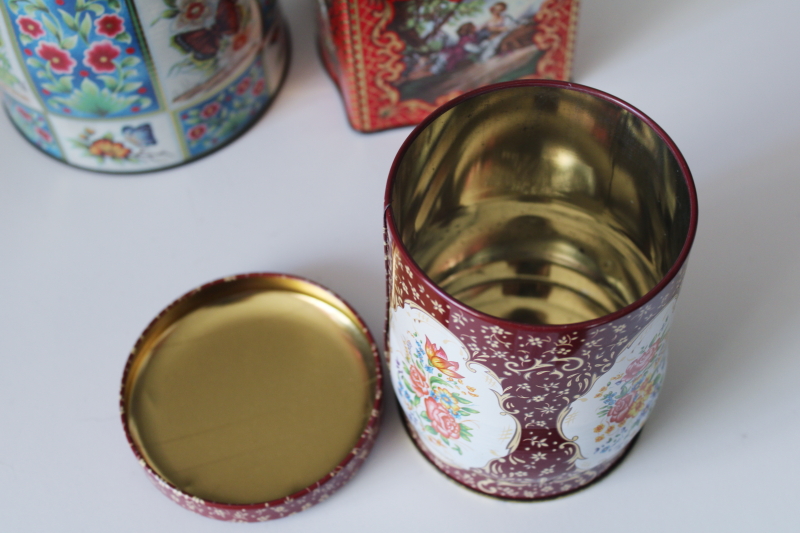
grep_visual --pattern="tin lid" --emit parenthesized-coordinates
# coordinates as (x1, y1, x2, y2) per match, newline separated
(120, 274, 382, 522)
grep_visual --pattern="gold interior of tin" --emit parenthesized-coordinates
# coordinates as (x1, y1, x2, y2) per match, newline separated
(123, 277, 377, 505)
(391, 86, 692, 325)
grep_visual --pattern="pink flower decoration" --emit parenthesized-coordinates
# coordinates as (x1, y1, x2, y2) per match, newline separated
(95, 14, 125, 38)
(15, 106, 32, 121)
(35, 127, 52, 143)
(608, 393, 636, 425)
(200, 102, 221, 118)
(36, 42, 75, 74)
(18, 17, 44, 39)
(183, 1, 209, 22)
(232, 33, 248, 51)
(235, 77, 251, 95)
(252, 79, 265, 96)
(409, 364, 429, 398)
(425, 397, 460, 440)
(83, 41, 120, 73)
(187, 124, 207, 141)
(623, 341, 660, 381)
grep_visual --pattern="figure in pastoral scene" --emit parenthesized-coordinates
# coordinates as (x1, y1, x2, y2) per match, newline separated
(388, 1, 546, 103)
(442, 22, 480, 71)
(485, 2, 517, 37)
(476, 2, 520, 60)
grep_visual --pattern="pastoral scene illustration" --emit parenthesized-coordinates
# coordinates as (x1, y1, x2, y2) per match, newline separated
(388, 0, 548, 103)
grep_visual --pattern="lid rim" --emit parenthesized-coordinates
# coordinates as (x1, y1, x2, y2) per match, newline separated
(119, 272, 384, 520)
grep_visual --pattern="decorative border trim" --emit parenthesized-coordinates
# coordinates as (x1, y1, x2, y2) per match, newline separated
(323, 0, 580, 132)
(123, 0, 167, 113)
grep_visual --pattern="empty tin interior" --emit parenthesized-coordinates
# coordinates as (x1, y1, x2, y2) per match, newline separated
(390, 84, 693, 325)
(122, 276, 378, 505)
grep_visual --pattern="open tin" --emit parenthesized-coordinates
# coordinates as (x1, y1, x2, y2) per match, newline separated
(120, 273, 382, 522)
(383, 80, 697, 499)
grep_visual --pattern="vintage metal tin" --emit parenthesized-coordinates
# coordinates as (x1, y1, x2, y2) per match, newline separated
(0, 0, 289, 173)
(120, 273, 382, 521)
(318, 0, 579, 132)
(384, 80, 698, 499)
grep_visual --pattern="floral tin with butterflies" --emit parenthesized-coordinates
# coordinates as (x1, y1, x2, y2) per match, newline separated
(317, 0, 578, 132)
(0, 0, 288, 172)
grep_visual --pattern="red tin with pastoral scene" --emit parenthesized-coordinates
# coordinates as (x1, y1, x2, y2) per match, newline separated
(318, 0, 578, 132)
(383, 81, 699, 499)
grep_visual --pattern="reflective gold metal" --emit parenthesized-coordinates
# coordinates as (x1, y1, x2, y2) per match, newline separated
(122, 276, 378, 505)
(391, 84, 693, 325)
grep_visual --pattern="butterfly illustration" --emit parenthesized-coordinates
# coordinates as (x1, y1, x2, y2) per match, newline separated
(122, 124, 157, 148)
(174, 0, 241, 61)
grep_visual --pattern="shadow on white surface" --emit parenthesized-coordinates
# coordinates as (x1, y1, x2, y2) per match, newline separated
(293, 258, 388, 347)
(574, 0, 747, 80)
(281, 0, 329, 88)
(647, 138, 800, 433)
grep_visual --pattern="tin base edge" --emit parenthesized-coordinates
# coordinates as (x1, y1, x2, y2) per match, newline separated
(4, 32, 293, 176)
(394, 399, 642, 502)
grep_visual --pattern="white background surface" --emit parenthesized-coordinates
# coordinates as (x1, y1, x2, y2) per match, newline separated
(1, 0, 799, 531)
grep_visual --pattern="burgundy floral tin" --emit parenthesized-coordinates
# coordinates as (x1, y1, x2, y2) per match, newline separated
(318, 0, 579, 133)
(384, 80, 698, 499)
(120, 273, 382, 521)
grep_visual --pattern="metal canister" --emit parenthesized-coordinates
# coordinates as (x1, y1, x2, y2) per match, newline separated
(318, 0, 578, 132)
(384, 80, 698, 499)
(0, 0, 289, 172)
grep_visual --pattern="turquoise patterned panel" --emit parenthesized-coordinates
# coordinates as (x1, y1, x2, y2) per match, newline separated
(3, 0, 158, 118)
(4, 93, 61, 156)
(177, 50, 269, 157)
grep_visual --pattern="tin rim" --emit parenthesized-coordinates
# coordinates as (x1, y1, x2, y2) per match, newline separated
(119, 272, 383, 514)
(384, 79, 699, 333)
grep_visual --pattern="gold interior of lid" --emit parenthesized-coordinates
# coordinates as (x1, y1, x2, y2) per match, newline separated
(123, 277, 377, 505)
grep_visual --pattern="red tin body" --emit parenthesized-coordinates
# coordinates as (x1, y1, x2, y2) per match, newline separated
(318, 0, 579, 132)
